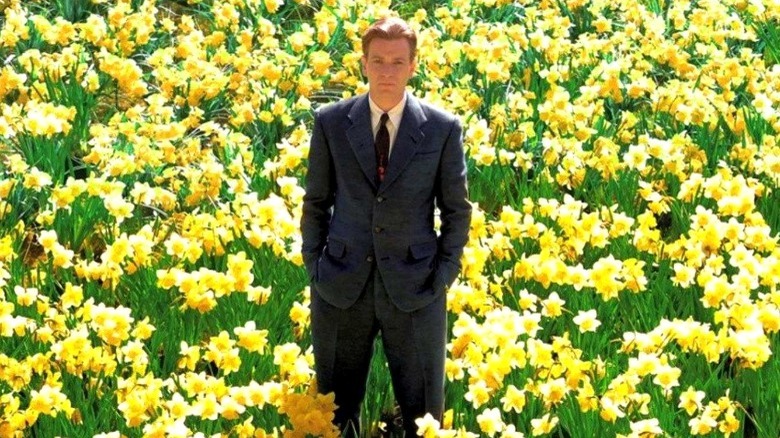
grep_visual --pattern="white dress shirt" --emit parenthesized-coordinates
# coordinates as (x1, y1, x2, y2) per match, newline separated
(368, 92, 406, 158)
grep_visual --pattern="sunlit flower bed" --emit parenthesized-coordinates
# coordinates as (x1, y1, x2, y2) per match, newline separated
(0, 0, 779, 436)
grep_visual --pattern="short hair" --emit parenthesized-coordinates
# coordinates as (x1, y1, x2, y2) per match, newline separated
(361, 17, 417, 61)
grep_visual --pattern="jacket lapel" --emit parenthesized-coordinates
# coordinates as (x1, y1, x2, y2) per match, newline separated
(346, 94, 378, 191)
(379, 93, 427, 193)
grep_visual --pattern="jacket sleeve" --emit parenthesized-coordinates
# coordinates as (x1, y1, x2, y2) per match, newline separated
(433, 116, 472, 292)
(300, 110, 335, 281)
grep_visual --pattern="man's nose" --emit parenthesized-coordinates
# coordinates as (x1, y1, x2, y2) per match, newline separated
(379, 64, 396, 75)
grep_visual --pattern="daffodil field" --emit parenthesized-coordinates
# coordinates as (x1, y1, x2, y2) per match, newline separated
(1, 0, 780, 436)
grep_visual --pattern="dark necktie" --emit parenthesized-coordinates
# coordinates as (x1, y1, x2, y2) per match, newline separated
(375, 113, 390, 183)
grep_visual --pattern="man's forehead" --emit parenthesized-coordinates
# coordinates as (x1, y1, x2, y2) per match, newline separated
(365, 38, 412, 57)
(367, 52, 409, 60)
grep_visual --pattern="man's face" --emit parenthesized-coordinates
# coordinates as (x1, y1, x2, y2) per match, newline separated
(361, 37, 416, 104)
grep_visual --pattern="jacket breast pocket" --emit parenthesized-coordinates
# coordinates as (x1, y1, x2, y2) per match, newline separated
(402, 150, 439, 185)
(414, 148, 440, 159)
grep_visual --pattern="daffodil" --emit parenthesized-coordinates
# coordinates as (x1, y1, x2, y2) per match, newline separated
(572, 309, 601, 333)
(530, 413, 558, 436)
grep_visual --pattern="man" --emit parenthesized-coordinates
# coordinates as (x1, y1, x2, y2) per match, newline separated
(301, 16, 471, 437)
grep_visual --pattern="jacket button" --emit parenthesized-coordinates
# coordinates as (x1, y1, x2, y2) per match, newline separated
(374, 226, 383, 233)
(377, 196, 385, 203)
(366, 255, 374, 263)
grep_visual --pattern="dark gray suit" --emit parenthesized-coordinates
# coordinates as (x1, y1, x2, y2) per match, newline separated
(301, 91, 471, 436)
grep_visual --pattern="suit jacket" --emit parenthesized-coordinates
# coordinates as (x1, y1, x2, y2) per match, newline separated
(301, 92, 471, 312)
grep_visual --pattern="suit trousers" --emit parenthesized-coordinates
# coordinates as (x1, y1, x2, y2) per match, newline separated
(310, 263, 447, 437)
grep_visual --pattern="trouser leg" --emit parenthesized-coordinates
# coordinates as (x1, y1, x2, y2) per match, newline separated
(310, 281, 379, 436)
(375, 276, 448, 437)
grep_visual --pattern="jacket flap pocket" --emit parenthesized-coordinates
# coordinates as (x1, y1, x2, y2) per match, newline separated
(326, 239, 346, 258)
(409, 240, 437, 260)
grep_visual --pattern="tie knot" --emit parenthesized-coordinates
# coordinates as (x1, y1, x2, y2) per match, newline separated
(380, 113, 389, 126)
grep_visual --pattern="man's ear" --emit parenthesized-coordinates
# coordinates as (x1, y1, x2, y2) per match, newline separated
(361, 56, 367, 77)
(408, 57, 417, 77)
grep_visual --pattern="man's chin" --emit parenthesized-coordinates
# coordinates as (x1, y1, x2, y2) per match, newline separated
(370, 87, 403, 99)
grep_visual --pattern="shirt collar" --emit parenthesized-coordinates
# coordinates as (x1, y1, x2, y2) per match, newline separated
(368, 92, 407, 126)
